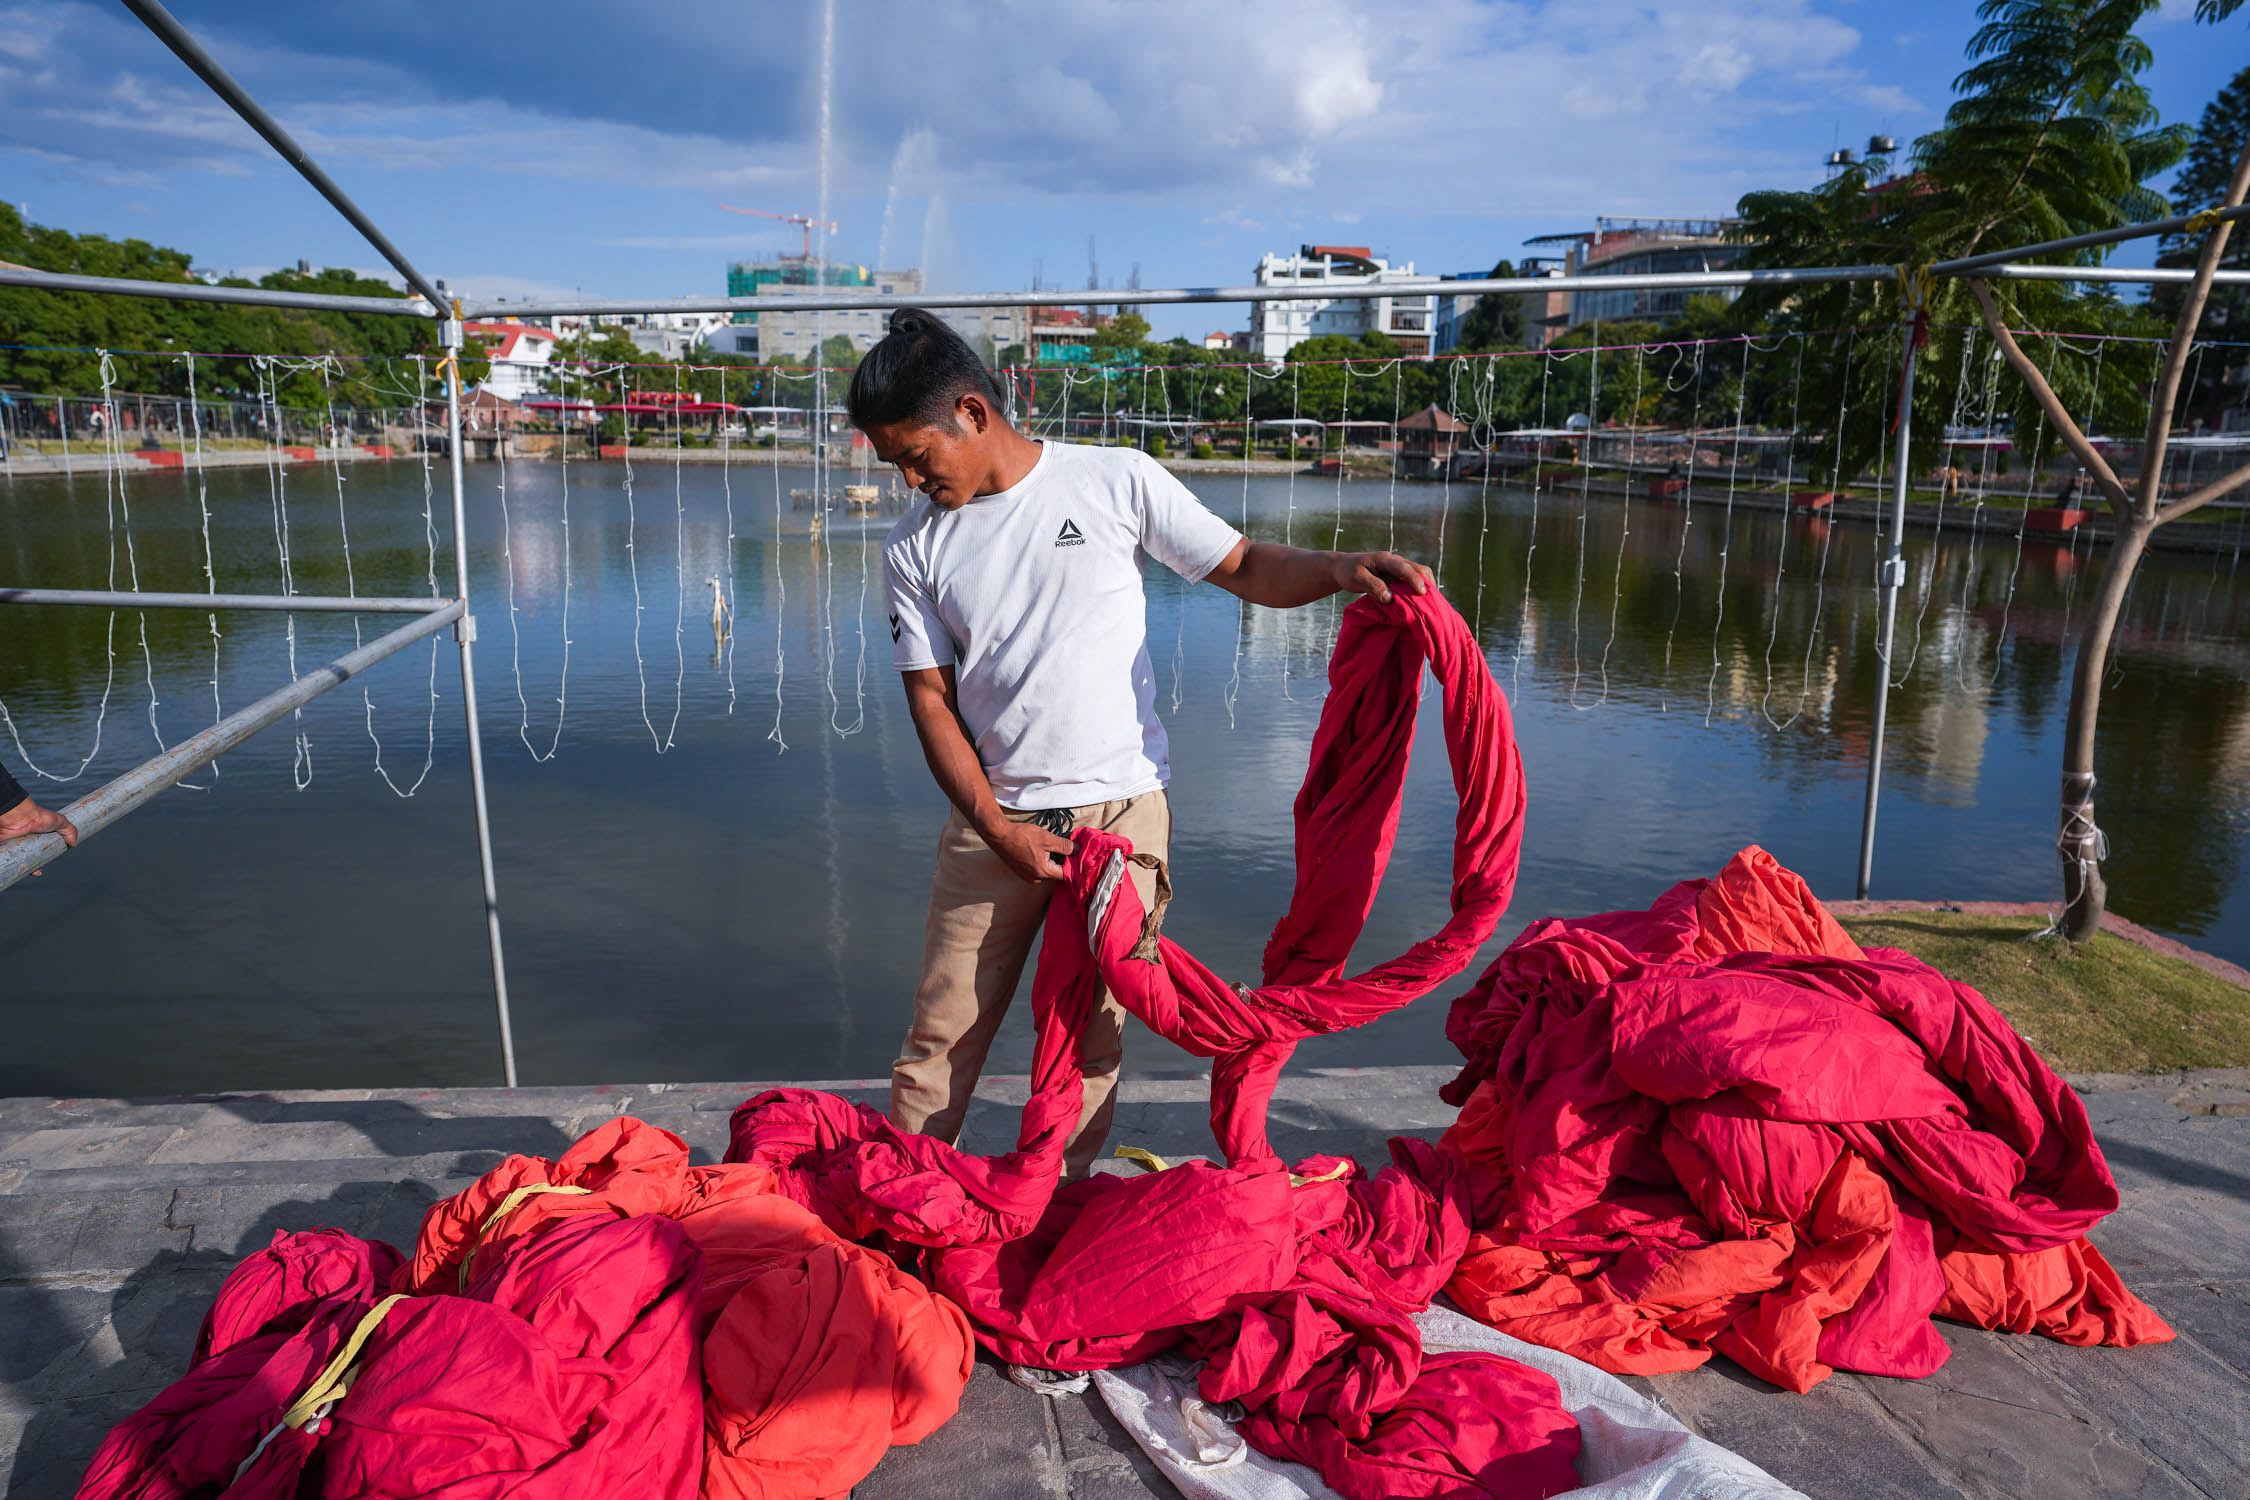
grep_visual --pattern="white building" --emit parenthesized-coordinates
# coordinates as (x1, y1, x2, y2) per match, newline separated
(463, 321, 558, 402)
(755, 270, 1028, 364)
(1248, 245, 1436, 360)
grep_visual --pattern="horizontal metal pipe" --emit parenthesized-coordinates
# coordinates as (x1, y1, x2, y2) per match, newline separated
(1985, 264, 2250, 286)
(0, 600, 464, 894)
(0, 264, 435, 317)
(0, 588, 455, 613)
(118, 0, 448, 309)
(1937, 204, 2250, 274)
(459, 265, 1896, 320)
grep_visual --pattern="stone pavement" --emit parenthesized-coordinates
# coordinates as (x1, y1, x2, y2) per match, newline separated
(2, 1066, 2245, 1500)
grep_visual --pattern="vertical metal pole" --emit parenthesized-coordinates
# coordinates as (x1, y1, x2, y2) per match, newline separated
(440, 313, 520, 1086)
(55, 395, 72, 474)
(1856, 320, 1918, 899)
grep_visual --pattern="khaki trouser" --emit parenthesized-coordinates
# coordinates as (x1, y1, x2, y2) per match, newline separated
(891, 789, 1170, 1180)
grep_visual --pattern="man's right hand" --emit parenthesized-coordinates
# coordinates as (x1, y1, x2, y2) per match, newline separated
(984, 817, 1073, 885)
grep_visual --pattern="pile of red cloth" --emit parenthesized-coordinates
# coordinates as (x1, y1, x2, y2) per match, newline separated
(76, 1117, 974, 1500)
(733, 589, 1582, 1499)
(1438, 845, 2175, 1393)
(397, 1116, 975, 1499)
(77, 1215, 705, 1499)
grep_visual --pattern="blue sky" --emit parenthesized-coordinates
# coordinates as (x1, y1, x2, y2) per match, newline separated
(1, 0, 2241, 342)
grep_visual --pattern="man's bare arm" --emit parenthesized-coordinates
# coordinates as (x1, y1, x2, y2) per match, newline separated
(1203, 539, 1433, 610)
(900, 666, 1072, 884)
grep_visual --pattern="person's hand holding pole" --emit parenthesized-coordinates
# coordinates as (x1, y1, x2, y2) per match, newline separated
(0, 794, 80, 877)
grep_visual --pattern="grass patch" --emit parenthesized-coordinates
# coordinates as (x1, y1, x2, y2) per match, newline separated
(1837, 912, 2250, 1073)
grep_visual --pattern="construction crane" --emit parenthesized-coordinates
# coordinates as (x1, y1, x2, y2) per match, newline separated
(719, 204, 839, 261)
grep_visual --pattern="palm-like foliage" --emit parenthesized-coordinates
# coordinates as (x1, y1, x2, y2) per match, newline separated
(1916, 0, 2188, 257)
(1731, 0, 2185, 485)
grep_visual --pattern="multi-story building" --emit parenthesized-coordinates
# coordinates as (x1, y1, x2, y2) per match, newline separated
(1248, 246, 1437, 360)
(722, 258, 875, 325)
(1520, 219, 1745, 334)
(462, 320, 559, 402)
(748, 270, 1027, 364)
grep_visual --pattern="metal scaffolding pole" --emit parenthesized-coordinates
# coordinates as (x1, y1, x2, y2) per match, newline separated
(118, 0, 448, 309)
(0, 601, 463, 893)
(0, 588, 453, 613)
(1857, 319, 1921, 900)
(439, 314, 519, 1087)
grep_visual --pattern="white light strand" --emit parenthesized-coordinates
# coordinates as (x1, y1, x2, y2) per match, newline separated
(1591, 344, 1648, 710)
(665, 364, 687, 749)
(1758, 335, 1809, 729)
(720, 364, 738, 714)
(1512, 349, 1553, 692)
(1659, 340, 1707, 709)
(1704, 339, 1755, 726)
(184, 352, 224, 783)
(1789, 325, 1858, 726)
(1567, 326, 1600, 709)
(621, 367, 666, 754)
(256, 356, 313, 786)
(767, 368, 789, 753)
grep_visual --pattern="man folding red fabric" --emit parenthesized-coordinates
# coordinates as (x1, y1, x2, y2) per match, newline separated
(852, 306, 1433, 1178)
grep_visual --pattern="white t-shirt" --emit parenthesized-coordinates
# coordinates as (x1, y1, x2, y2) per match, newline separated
(884, 441, 1244, 811)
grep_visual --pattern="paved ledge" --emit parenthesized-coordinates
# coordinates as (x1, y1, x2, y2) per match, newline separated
(2, 1067, 2245, 1499)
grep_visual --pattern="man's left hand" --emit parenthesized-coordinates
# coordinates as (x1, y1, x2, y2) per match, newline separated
(1331, 551, 1434, 604)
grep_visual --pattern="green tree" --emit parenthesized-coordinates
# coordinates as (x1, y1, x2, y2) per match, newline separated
(1735, 0, 2186, 487)
(1089, 311, 1151, 353)
(0, 204, 439, 407)
(1951, 1, 2250, 939)
(1451, 259, 1525, 352)
(2153, 62, 2250, 418)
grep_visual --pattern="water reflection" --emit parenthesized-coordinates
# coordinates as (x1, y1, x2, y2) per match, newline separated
(0, 454, 2244, 1096)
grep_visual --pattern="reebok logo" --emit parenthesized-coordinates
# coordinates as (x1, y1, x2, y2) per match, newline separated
(1055, 518, 1085, 547)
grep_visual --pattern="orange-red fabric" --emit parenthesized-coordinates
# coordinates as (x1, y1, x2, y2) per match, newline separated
(1440, 847, 2174, 1393)
(78, 1215, 705, 1500)
(399, 1117, 974, 1500)
(729, 591, 1579, 1499)
(690, 1191, 974, 1500)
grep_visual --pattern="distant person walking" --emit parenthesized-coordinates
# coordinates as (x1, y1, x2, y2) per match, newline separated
(852, 308, 1432, 1179)
(0, 756, 79, 873)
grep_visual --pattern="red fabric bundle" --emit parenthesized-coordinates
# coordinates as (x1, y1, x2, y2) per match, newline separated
(730, 588, 1579, 1499)
(1081, 586, 1525, 1168)
(76, 1214, 704, 1500)
(402, 1116, 975, 1500)
(1439, 845, 2175, 1392)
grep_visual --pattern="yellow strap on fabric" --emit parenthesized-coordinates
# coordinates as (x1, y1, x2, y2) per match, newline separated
(1289, 1161, 1352, 1189)
(2184, 208, 2225, 236)
(458, 1183, 592, 1291)
(1112, 1146, 1169, 1174)
(280, 1294, 408, 1431)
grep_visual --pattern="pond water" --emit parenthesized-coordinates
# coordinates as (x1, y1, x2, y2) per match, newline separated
(2, 448, 2245, 1098)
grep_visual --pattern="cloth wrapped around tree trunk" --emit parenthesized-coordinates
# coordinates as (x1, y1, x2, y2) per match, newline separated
(1436, 845, 2174, 1393)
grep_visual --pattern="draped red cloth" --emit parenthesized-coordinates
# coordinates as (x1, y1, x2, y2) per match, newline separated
(1438, 846, 2175, 1393)
(733, 589, 1579, 1499)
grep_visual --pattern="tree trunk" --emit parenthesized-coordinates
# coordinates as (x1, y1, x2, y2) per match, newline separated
(2056, 517, 2150, 940)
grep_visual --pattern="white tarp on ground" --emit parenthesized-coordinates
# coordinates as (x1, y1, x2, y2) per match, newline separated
(1090, 1303, 1808, 1500)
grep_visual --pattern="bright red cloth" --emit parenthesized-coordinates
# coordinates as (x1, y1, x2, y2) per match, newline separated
(401, 1117, 976, 1500)
(77, 1215, 704, 1500)
(731, 588, 1578, 1500)
(1079, 586, 1525, 1168)
(1439, 845, 2175, 1393)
